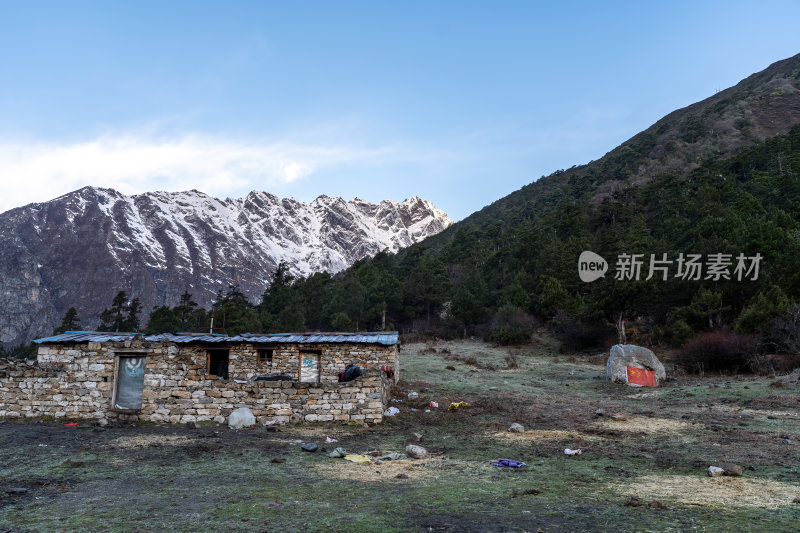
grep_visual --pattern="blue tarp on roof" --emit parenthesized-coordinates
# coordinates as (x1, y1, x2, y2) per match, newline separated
(33, 331, 399, 346)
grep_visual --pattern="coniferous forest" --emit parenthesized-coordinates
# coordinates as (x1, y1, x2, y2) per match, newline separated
(64, 123, 800, 364)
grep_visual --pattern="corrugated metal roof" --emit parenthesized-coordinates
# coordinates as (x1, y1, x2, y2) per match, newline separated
(33, 331, 399, 346)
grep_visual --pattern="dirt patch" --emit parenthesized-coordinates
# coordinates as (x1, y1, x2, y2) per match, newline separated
(591, 416, 697, 434)
(609, 474, 800, 508)
(313, 457, 441, 482)
(490, 429, 601, 443)
(110, 434, 197, 449)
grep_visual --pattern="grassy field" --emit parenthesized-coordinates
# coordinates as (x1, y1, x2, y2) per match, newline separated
(2, 338, 799, 532)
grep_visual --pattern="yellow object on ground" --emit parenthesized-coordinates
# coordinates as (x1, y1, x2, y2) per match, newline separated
(448, 401, 470, 411)
(344, 454, 371, 464)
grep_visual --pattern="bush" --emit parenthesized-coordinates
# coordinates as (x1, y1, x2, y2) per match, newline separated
(549, 310, 610, 352)
(764, 304, 800, 354)
(488, 304, 538, 346)
(676, 330, 759, 374)
(504, 350, 520, 369)
(670, 319, 694, 345)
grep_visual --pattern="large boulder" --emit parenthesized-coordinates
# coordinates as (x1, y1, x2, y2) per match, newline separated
(228, 407, 256, 429)
(606, 344, 665, 386)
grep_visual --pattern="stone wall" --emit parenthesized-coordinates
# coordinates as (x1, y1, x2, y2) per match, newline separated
(0, 339, 399, 424)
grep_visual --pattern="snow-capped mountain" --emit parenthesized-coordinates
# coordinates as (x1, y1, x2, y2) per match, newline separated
(0, 186, 452, 347)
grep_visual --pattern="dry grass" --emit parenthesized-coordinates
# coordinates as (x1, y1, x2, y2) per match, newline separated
(312, 456, 442, 482)
(110, 434, 197, 448)
(591, 416, 698, 434)
(489, 429, 602, 443)
(608, 474, 800, 508)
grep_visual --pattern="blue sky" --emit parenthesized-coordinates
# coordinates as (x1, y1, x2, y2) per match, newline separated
(1, 1, 799, 220)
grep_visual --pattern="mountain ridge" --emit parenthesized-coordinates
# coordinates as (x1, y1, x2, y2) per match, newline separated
(0, 186, 452, 348)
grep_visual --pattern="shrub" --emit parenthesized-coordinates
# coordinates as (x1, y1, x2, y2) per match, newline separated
(676, 330, 759, 374)
(735, 286, 790, 333)
(670, 319, 694, 345)
(504, 351, 520, 369)
(549, 310, 610, 352)
(764, 304, 800, 354)
(488, 304, 538, 346)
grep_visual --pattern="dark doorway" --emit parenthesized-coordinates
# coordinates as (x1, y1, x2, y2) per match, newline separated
(208, 349, 229, 379)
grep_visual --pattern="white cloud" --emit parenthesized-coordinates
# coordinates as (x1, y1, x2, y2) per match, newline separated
(0, 134, 382, 213)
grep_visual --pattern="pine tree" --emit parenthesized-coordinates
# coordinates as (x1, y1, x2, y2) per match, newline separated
(98, 291, 130, 332)
(53, 307, 81, 335)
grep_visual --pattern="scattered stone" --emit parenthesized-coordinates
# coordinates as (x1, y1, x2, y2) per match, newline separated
(300, 442, 318, 452)
(792, 497, 800, 504)
(720, 463, 743, 477)
(624, 496, 642, 507)
(396, 473, 408, 479)
(508, 423, 525, 433)
(408, 391, 419, 399)
(413, 432, 423, 442)
(606, 344, 666, 386)
(611, 413, 628, 421)
(367, 450, 382, 457)
(595, 408, 605, 417)
(445, 365, 456, 371)
(405, 444, 427, 459)
(7, 488, 28, 495)
(378, 452, 405, 461)
(228, 407, 256, 429)
(564, 448, 582, 456)
(327, 447, 347, 458)
(708, 466, 725, 477)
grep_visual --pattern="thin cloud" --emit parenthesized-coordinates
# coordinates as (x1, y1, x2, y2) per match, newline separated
(0, 134, 385, 212)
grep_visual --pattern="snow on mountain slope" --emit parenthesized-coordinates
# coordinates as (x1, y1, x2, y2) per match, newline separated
(0, 186, 452, 347)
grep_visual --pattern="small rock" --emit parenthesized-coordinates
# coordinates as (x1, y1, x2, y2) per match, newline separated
(367, 450, 382, 457)
(300, 443, 318, 452)
(708, 466, 725, 477)
(408, 392, 419, 399)
(508, 423, 525, 433)
(611, 413, 628, 421)
(405, 444, 428, 459)
(720, 463, 743, 477)
(595, 408, 605, 417)
(413, 432, 423, 442)
(396, 473, 408, 479)
(792, 497, 800, 504)
(624, 496, 642, 507)
(564, 448, 582, 456)
(270, 458, 285, 463)
(445, 365, 456, 371)
(228, 407, 256, 429)
(7, 488, 28, 495)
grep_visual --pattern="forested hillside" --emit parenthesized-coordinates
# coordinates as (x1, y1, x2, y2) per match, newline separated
(147, 54, 800, 350)
(23, 54, 800, 357)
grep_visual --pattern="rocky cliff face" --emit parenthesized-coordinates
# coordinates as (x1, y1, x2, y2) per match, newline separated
(0, 187, 452, 347)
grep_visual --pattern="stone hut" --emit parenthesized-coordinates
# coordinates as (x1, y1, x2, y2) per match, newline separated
(0, 331, 399, 425)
